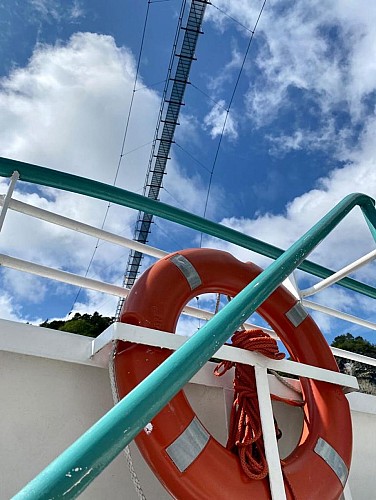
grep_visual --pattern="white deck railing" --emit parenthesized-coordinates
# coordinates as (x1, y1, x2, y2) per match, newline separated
(1, 191, 375, 367)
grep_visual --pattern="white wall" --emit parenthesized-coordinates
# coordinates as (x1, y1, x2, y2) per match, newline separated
(1, 346, 375, 499)
(0, 351, 170, 499)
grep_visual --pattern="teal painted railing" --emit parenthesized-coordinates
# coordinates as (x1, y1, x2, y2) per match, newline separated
(1, 156, 376, 299)
(1, 157, 375, 498)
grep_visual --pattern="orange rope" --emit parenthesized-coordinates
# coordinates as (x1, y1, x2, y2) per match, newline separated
(214, 329, 288, 480)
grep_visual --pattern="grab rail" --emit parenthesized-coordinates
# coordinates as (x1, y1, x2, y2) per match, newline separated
(5, 157, 375, 498)
(1, 156, 376, 299)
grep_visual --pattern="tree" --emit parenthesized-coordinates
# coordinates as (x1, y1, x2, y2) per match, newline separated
(332, 333, 376, 357)
(40, 319, 65, 330)
(40, 312, 114, 338)
(332, 333, 376, 395)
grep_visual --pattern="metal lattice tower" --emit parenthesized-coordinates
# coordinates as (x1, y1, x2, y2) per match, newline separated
(115, 0, 208, 319)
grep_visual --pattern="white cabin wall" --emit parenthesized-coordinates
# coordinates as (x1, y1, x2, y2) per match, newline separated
(0, 350, 169, 499)
(1, 346, 376, 499)
(346, 393, 376, 498)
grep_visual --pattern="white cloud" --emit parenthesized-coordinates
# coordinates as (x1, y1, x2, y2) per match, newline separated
(2, 268, 48, 304)
(71, 289, 118, 319)
(162, 158, 224, 220)
(203, 99, 238, 140)
(30, 0, 84, 23)
(2, 1, 376, 336)
(206, 138, 376, 269)
(200, 43, 244, 141)
(207, 0, 376, 139)
(202, 117, 376, 329)
(70, 1, 84, 20)
(0, 32, 205, 320)
(174, 113, 202, 148)
(265, 119, 352, 157)
(201, 1, 376, 296)
(0, 291, 24, 322)
(206, 46, 244, 95)
(0, 32, 159, 188)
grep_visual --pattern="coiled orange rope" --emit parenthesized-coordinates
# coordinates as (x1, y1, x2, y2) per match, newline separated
(214, 329, 286, 480)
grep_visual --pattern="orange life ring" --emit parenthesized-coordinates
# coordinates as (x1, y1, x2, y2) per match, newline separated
(113, 248, 352, 499)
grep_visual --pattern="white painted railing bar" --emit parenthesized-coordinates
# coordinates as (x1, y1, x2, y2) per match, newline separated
(2, 252, 375, 366)
(0, 254, 130, 298)
(4, 251, 376, 364)
(3, 248, 375, 368)
(301, 249, 376, 298)
(2, 198, 275, 329)
(92, 320, 376, 372)
(0, 197, 166, 260)
(2, 198, 373, 314)
(2, 196, 374, 343)
(0, 171, 19, 231)
(2, 196, 374, 358)
(182, 304, 277, 338)
(254, 365, 286, 500)
(302, 299, 376, 332)
(93, 323, 359, 390)
(331, 347, 376, 367)
(0, 252, 274, 336)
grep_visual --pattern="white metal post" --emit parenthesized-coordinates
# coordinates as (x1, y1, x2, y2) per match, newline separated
(0, 170, 19, 231)
(301, 249, 376, 298)
(302, 299, 376, 332)
(254, 364, 287, 500)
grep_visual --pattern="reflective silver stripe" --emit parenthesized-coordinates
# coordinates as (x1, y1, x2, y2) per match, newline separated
(314, 437, 348, 487)
(170, 254, 201, 290)
(166, 417, 210, 472)
(285, 302, 308, 327)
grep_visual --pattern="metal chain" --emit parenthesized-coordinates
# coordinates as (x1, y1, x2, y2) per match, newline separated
(109, 342, 147, 500)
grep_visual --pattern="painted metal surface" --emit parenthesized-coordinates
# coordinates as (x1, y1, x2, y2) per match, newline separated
(0, 170, 19, 231)
(254, 365, 286, 500)
(3, 343, 371, 499)
(302, 299, 376, 332)
(3, 317, 373, 386)
(331, 347, 376, 368)
(0, 253, 129, 298)
(1, 157, 376, 299)
(95, 323, 358, 390)
(1, 347, 373, 499)
(301, 248, 376, 297)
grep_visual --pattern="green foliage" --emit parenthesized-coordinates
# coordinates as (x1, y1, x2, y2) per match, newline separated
(40, 319, 65, 330)
(40, 312, 114, 338)
(331, 333, 376, 357)
(332, 333, 376, 395)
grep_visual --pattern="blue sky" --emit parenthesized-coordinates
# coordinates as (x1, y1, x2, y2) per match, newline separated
(0, 0, 376, 344)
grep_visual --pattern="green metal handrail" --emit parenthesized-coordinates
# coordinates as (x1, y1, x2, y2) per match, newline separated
(13, 188, 376, 498)
(1, 156, 376, 299)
